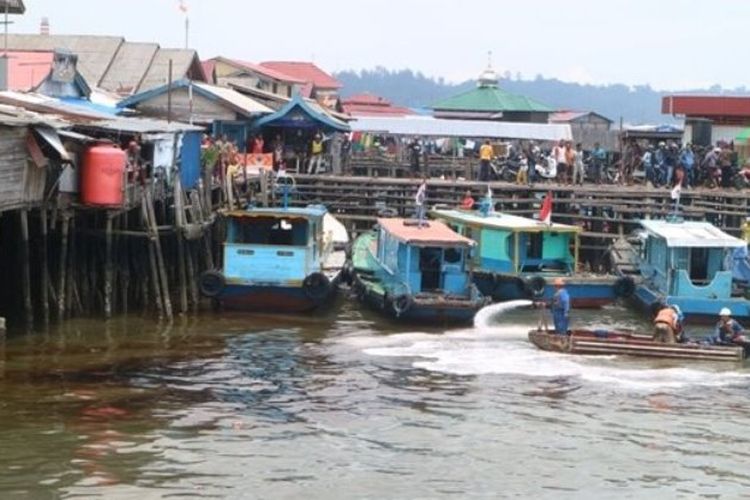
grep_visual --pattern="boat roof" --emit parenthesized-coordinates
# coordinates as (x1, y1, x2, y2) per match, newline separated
(226, 205, 328, 220)
(377, 218, 475, 248)
(640, 220, 745, 248)
(432, 208, 580, 233)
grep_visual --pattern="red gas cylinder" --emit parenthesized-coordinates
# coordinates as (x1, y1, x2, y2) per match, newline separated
(80, 144, 126, 206)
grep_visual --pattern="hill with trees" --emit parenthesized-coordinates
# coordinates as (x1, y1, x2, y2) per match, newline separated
(335, 67, 739, 125)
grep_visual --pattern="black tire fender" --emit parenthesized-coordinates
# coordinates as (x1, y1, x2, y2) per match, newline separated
(303, 272, 331, 302)
(524, 275, 547, 299)
(391, 294, 413, 317)
(199, 270, 226, 298)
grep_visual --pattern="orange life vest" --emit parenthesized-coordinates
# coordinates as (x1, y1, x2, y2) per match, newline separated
(654, 308, 677, 329)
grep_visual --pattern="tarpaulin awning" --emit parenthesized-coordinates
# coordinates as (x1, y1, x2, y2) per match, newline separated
(351, 116, 572, 141)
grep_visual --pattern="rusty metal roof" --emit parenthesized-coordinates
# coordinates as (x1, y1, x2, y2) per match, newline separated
(99, 42, 159, 95)
(377, 218, 474, 248)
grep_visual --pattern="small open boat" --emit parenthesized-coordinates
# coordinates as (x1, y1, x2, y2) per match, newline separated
(528, 329, 745, 362)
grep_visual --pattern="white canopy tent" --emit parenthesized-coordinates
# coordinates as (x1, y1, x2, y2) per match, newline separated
(351, 115, 572, 142)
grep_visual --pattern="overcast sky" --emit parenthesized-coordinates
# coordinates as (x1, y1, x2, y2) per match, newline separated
(10, 0, 746, 90)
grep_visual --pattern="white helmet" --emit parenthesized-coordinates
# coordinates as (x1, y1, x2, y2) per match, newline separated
(719, 307, 732, 317)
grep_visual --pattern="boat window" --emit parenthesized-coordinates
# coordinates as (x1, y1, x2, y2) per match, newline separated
(527, 233, 543, 260)
(689, 247, 709, 283)
(420, 247, 442, 291)
(231, 217, 308, 246)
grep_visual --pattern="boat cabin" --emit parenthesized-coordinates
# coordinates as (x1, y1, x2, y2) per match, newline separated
(223, 206, 329, 285)
(638, 220, 746, 299)
(375, 218, 475, 296)
(431, 209, 580, 275)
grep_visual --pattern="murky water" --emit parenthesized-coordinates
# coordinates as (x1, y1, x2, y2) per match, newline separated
(1, 296, 749, 499)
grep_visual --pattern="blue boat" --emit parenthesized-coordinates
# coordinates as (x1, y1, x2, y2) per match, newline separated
(611, 218, 750, 321)
(431, 208, 631, 308)
(350, 218, 488, 323)
(199, 205, 348, 312)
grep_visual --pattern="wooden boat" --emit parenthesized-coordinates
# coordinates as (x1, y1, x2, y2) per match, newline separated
(198, 205, 348, 312)
(528, 329, 745, 362)
(431, 208, 632, 308)
(610, 218, 750, 321)
(351, 218, 488, 323)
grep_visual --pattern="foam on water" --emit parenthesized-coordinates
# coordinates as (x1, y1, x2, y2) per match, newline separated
(340, 300, 750, 392)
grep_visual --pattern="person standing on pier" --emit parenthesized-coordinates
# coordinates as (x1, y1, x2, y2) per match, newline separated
(479, 139, 493, 182)
(572, 143, 585, 185)
(308, 132, 325, 174)
(409, 137, 422, 177)
(415, 177, 427, 226)
(551, 278, 570, 335)
(552, 140, 566, 183)
(250, 134, 264, 155)
(590, 142, 606, 184)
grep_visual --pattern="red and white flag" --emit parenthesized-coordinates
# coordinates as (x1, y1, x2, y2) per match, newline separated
(539, 191, 553, 225)
(178, 0, 188, 13)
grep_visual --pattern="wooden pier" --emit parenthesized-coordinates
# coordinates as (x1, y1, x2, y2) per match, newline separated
(288, 173, 749, 265)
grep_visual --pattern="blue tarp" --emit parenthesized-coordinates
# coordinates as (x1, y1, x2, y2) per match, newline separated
(730, 246, 750, 283)
(180, 131, 202, 189)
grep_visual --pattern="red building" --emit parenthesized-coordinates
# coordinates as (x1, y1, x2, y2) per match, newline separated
(662, 95, 750, 145)
(341, 93, 412, 117)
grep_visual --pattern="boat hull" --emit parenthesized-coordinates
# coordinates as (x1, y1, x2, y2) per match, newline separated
(218, 280, 339, 313)
(353, 274, 483, 324)
(631, 284, 750, 323)
(475, 273, 619, 308)
(528, 329, 745, 362)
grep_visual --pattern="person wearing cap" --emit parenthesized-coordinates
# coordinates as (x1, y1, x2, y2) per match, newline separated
(653, 303, 681, 343)
(713, 308, 748, 345)
(551, 277, 570, 335)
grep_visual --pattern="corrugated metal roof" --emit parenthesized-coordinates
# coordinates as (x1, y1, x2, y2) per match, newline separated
(432, 209, 579, 233)
(0, 1, 26, 14)
(99, 42, 159, 95)
(433, 86, 553, 113)
(378, 218, 474, 248)
(550, 110, 613, 124)
(138, 48, 202, 93)
(192, 82, 272, 115)
(351, 116, 572, 141)
(260, 61, 342, 89)
(77, 116, 203, 134)
(4, 50, 54, 91)
(3, 34, 124, 85)
(640, 220, 745, 248)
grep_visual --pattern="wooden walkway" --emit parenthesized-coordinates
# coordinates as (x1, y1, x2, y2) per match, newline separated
(289, 174, 749, 258)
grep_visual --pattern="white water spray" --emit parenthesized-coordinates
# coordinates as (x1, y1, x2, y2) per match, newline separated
(473, 300, 533, 329)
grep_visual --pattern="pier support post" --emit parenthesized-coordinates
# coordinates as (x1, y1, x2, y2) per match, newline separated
(40, 208, 49, 327)
(104, 213, 114, 319)
(57, 213, 69, 321)
(19, 209, 33, 329)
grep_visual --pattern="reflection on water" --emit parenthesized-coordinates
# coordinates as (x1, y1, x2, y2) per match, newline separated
(0, 300, 749, 498)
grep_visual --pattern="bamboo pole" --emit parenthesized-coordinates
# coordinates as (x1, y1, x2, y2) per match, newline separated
(104, 213, 114, 319)
(57, 213, 69, 321)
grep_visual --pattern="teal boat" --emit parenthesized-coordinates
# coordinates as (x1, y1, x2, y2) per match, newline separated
(611, 218, 750, 321)
(351, 218, 488, 323)
(431, 208, 632, 307)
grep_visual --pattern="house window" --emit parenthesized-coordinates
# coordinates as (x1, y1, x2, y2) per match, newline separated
(272, 83, 278, 94)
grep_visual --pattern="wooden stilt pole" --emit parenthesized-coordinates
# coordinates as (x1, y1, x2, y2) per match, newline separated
(40, 207, 49, 327)
(142, 195, 164, 319)
(174, 175, 188, 314)
(104, 213, 114, 319)
(19, 209, 33, 329)
(146, 189, 172, 318)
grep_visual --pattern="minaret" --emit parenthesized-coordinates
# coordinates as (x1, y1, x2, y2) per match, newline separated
(477, 50, 498, 88)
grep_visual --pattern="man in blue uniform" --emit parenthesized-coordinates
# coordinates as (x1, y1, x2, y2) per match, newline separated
(714, 308, 749, 346)
(551, 277, 570, 335)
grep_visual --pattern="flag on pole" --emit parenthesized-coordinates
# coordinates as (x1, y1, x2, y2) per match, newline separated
(178, 0, 188, 13)
(540, 190, 553, 225)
